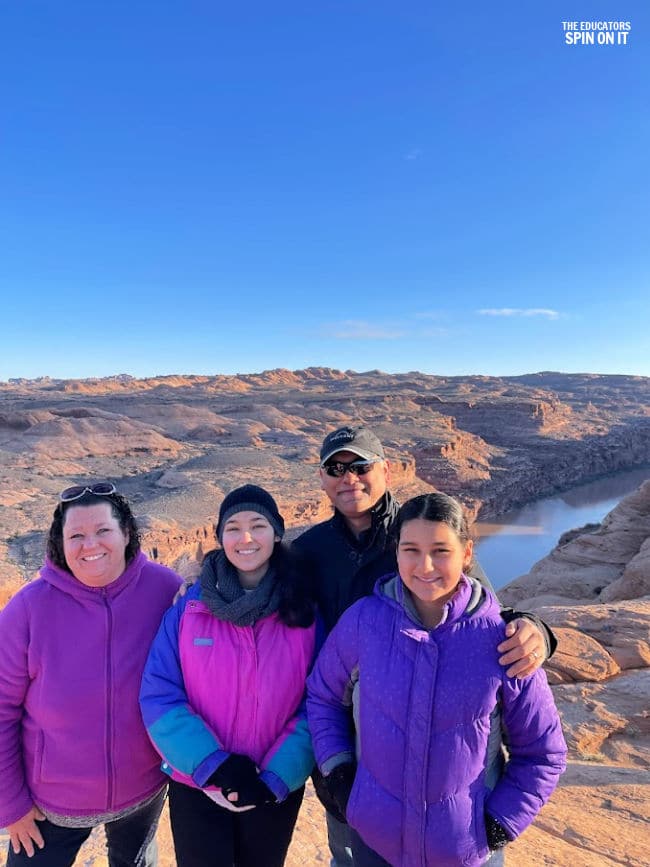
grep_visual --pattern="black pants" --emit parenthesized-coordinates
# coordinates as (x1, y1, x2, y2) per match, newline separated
(168, 780, 304, 867)
(5, 789, 165, 867)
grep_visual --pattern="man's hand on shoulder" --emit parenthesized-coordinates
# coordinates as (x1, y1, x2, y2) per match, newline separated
(497, 618, 546, 678)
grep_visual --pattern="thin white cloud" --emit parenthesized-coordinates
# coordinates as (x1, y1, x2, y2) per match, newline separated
(405, 148, 422, 161)
(322, 320, 406, 340)
(477, 308, 560, 320)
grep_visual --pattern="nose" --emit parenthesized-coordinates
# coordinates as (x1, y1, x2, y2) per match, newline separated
(420, 554, 436, 574)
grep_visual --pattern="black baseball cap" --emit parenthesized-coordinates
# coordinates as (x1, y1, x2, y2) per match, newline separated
(320, 426, 385, 465)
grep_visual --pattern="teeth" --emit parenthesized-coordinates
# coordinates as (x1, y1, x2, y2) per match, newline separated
(83, 554, 104, 561)
(237, 549, 257, 555)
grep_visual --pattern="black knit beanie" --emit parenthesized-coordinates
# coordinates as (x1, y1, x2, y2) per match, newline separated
(216, 485, 285, 544)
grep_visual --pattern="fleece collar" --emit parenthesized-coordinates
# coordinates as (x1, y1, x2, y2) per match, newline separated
(39, 550, 146, 600)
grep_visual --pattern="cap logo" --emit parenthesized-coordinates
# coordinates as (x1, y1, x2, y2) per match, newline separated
(331, 430, 354, 443)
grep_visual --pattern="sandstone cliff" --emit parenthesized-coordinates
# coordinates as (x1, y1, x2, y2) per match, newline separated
(501, 482, 650, 865)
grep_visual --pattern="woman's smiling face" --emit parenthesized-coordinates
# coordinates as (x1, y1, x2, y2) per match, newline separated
(221, 510, 278, 589)
(62, 502, 129, 587)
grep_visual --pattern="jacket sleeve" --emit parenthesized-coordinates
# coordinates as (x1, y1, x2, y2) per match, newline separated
(139, 595, 229, 787)
(485, 669, 567, 839)
(258, 617, 325, 801)
(306, 603, 362, 774)
(500, 608, 558, 659)
(258, 695, 314, 802)
(0, 594, 36, 827)
(473, 558, 557, 659)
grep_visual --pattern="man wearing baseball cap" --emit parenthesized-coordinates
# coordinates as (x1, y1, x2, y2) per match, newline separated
(294, 425, 555, 867)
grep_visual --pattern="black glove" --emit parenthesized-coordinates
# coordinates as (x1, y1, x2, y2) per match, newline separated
(312, 767, 347, 823)
(206, 754, 260, 794)
(485, 813, 511, 850)
(229, 774, 277, 808)
(206, 754, 276, 808)
(323, 762, 356, 820)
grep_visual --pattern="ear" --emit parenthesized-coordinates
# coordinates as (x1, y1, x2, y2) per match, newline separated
(319, 467, 327, 490)
(383, 459, 391, 486)
(463, 538, 474, 569)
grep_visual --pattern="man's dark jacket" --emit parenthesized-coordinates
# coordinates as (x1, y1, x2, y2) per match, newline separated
(293, 491, 555, 649)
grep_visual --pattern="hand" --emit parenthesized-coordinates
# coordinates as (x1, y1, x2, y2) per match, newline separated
(497, 618, 546, 678)
(226, 775, 276, 808)
(172, 579, 195, 605)
(312, 767, 347, 822)
(324, 762, 356, 819)
(206, 754, 261, 799)
(485, 813, 511, 850)
(8, 806, 46, 857)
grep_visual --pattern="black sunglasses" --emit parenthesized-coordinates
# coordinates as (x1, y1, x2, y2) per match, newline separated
(59, 482, 117, 503)
(322, 459, 381, 478)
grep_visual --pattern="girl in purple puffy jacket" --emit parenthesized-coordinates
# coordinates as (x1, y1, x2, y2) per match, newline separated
(307, 492, 567, 867)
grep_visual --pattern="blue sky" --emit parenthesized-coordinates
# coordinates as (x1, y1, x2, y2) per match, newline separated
(1, 2, 648, 380)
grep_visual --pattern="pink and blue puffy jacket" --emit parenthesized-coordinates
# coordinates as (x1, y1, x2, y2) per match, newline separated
(307, 574, 567, 867)
(140, 582, 317, 803)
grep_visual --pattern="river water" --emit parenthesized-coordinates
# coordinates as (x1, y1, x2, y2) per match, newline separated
(474, 465, 650, 590)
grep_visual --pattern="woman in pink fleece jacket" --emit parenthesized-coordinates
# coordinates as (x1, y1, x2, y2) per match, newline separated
(0, 482, 181, 867)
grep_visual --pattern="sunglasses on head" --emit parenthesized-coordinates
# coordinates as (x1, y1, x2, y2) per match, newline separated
(59, 482, 117, 503)
(322, 459, 381, 478)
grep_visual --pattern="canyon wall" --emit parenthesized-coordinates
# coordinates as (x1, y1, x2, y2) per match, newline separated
(500, 481, 650, 865)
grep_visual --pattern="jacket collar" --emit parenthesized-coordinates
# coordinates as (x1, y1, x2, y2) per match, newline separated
(332, 491, 400, 550)
(378, 572, 487, 629)
(40, 550, 146, 599)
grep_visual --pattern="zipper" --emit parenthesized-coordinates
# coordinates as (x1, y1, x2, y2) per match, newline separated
(417, 638, 434, 866)
(102, 589, 114, 810)
(250, 626, 259, 745)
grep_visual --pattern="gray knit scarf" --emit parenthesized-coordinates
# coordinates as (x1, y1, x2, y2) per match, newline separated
(199, 549, 282, 627)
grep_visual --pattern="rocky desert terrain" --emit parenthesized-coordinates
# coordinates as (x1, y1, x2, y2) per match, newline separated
(1, 368, 649, 865)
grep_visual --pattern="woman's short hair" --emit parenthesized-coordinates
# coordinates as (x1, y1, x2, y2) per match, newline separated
(47, 491, 141, 572)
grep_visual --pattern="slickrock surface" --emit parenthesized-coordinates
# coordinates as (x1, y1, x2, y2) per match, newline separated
(1, 369, 650, 865)
(501, 484, 650, 866)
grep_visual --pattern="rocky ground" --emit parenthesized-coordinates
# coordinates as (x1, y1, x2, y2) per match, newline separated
(1, 369, 649, 865)
(500, 481, 650, 865)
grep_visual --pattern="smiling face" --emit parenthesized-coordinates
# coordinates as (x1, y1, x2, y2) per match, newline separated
(220, 510, 278, 589)
(397, 518, 473, 627)
(319, 449, 391, 531)
(62, 502, 130, 588)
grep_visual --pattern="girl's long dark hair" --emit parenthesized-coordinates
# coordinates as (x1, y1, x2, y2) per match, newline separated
(272, 542, 316, 628)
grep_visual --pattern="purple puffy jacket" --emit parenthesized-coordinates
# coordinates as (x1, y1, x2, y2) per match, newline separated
(307, 574, 567, 867)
